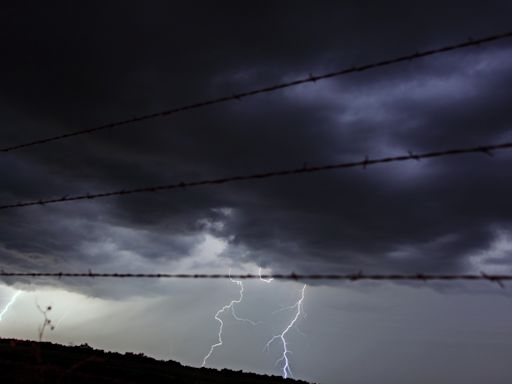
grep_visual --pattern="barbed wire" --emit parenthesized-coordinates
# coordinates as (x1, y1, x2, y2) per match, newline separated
(0, 141, 510, 211)
(2, 31, 511, 154)
(0, 271, 509, 286)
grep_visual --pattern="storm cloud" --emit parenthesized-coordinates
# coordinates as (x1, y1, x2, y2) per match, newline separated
(2, 2, 512, 383)
(1, 1, 512, 283)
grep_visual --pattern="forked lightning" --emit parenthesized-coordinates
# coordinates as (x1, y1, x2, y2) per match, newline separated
(265, 284, 307, 379)
(201, 270, 258, 367)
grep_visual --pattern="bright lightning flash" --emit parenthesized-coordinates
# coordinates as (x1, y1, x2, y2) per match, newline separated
(201, 270, 257, 367)
(0, 291, 21, 322)
(265, 284, 306, 379)
(259, 267, 273, 283)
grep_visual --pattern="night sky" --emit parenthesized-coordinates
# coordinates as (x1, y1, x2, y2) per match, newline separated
(1, 2, 512, 383)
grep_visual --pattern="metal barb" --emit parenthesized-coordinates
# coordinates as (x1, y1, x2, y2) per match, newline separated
(362, 155, 370, 169)
(478, 146, 494, 157)
(481, 272, 505, 288)
(408, 150, 421, 161)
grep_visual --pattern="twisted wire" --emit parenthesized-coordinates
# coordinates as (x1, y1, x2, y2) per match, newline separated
(0, 271, 508, 286)
(2, 31, 511, 153)
(0, 141, 509, 211)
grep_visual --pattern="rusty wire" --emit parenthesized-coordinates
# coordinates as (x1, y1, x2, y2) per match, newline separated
(1, 31, 511, 154)
(0, 271, 509, 286)
(0, 141, 510, 211)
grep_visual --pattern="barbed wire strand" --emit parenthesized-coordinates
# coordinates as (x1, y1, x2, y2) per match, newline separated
(2, 31, 511, 154)
(0, 271, 508, 286)
(1, 141, 510, 211)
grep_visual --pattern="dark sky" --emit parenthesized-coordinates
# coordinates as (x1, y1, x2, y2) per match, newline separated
(1, 2, 512, 383)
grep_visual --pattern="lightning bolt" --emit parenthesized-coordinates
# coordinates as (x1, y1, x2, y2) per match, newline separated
(265, 284, 306, 379)
(0, 291, 21, 322)
(201, 269, 257, 367)
(258, 267, 273, 283)
(55, 309, 72, 328)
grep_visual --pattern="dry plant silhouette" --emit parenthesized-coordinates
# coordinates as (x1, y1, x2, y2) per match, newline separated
(35, 301, 55, 342)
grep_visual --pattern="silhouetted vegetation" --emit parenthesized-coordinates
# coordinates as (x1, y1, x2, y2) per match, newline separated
(0, 338, 312, 383)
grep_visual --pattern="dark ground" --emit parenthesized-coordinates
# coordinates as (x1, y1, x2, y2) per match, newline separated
(0, 338, 312, 383)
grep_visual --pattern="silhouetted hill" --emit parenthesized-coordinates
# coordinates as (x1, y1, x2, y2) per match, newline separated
(0, 338, 312, 383)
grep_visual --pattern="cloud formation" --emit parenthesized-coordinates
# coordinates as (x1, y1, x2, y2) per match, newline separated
(1, 1, 512, 293)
